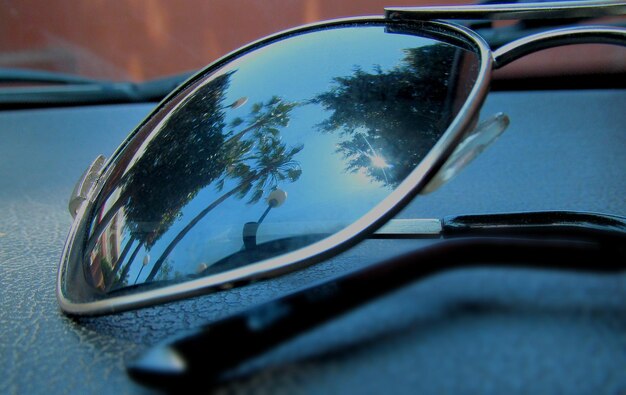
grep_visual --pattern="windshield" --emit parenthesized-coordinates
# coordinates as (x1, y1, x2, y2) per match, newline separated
(1, 0, 624, 85)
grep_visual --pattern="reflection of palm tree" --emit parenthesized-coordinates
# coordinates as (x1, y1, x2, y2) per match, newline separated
(106, 97, 302, 290)
(143, 136, 303, 283)
(89, 88, 301, 289)
(112, 239, 142, 289)
(225, 96, 297, 146)
(84, 72, 235, 260)
(89, 95, 298, 258)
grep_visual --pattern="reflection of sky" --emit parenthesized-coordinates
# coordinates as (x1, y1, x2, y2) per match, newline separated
(123, 26, 447, 283)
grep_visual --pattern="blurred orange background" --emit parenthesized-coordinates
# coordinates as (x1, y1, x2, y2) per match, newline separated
(1, 0, 624, 82)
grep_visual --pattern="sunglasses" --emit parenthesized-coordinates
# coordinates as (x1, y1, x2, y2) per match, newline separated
(56, 0, 626, 384)
(57, 2, 626, 385)
(57, 0, 626, 312)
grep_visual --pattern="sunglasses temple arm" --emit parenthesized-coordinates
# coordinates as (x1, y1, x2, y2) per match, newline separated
(374, 211, 626, 243)
(128, 228, 625, 387)
(441, 211, 626, 240)
(385, 1, 626, 21)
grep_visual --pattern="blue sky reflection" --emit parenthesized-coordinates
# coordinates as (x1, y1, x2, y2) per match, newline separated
(88, 24, 473, 289)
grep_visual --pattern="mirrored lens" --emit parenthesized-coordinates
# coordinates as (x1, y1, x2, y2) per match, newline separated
(78, 22, 480, 296)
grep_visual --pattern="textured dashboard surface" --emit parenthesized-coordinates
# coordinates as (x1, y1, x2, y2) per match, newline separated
(1, 90, 625, 394)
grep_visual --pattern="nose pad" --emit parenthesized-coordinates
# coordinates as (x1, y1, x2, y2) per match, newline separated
(69, 155, 107, 218)
(421, 113, 510, 194)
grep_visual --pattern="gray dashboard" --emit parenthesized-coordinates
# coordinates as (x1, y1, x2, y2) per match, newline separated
(1, 89, 625, 394)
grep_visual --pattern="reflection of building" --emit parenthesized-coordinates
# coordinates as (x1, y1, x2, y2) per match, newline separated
(88, 205, 125, 290)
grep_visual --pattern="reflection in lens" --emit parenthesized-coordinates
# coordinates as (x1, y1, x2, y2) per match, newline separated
(311, 43, 473, 189)
(81, 22, 480, 295)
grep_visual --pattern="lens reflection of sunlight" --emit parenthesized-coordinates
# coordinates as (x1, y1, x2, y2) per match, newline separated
(370, 154, 390, 168)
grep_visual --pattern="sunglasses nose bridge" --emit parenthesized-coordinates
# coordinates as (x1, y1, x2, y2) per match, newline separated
(493, 26, 626, 69)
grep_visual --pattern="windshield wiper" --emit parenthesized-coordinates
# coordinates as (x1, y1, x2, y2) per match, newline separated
(0, 68, 195, 109)
(3, 6, 624, 109)
(0, 67, 103, 85)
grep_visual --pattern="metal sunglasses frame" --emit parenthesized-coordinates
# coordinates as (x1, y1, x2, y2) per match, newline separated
(57, 1, 626, 316)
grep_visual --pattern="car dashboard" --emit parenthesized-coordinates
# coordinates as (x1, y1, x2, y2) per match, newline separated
(1, 86, 625, 392)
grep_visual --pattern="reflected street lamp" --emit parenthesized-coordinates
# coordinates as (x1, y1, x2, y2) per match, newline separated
(243, 189, 287, 249)
(133, 254, 150, 285)
(258, 189, 287, 224)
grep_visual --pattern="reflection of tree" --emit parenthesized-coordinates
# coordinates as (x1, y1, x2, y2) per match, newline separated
(144, 135, 303, 283)
(122, 74, 234, 247)
(121, 93, 298, 247)
(101, 80, 302, 288)
(227, 96, 297, 145)
(311, 44, 463, 188)
(89, 72, 233, 273)
(96, 72, 235, 289)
